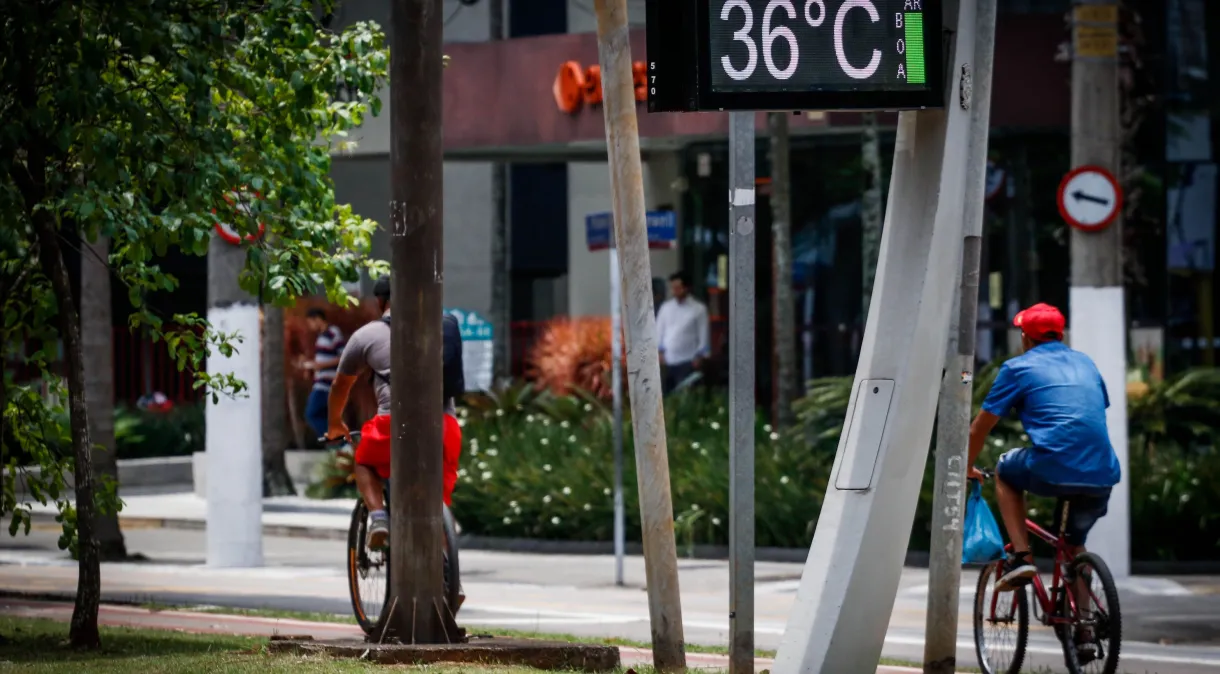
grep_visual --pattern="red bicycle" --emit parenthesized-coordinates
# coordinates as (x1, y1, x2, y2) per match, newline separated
(972, 472, 1122, 674)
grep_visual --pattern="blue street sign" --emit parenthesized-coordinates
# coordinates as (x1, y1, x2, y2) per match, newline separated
(585, 210, 678, 251)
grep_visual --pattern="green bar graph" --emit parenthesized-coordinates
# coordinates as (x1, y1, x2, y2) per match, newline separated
(904, 13, 926, 85)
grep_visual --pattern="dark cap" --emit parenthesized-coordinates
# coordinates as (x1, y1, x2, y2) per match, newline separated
(373, 274, 391, 299)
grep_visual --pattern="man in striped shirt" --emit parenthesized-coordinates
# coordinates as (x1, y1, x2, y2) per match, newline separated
(302, 308, 345, 439)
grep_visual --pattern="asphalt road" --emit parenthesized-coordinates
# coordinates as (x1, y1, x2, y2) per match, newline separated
(2, 525, 1219, 673)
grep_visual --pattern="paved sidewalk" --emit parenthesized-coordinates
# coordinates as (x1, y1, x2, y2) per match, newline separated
(0, 598, 936, 673)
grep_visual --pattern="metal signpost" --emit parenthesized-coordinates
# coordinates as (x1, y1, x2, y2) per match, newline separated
(642, 0, 954, 671)
(586, 211, 678, 587)
(727, 111, 756, 674)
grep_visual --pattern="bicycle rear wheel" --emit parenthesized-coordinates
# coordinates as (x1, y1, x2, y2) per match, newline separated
(973, 560, 1029, 674)
(347, 499, 390, 635)
(1060, 552, 1122, 674)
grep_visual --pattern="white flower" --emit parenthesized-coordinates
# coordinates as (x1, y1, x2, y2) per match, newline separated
(712, 517, 721, 526)
(691, 442, 700, 449)
(540, 438, 550, 446)
(991, 438, 1004, 447)
(503, 516, 512, 524)
(526, 414, 536, 423)
(583, 503, 592, 511)
(584, 403, 593, 412)
(568, 435, 577, 443)
(477, 461, 488, 470)
(469, 437, 479, 447)
(603, 487, 612, 496)
(770, 432, 780, 441)
(496, 409, 505, 417)
(543, 463, 552, 472)
(561, 420, 570, 428)
(458, 468, 468, 477)
(509, 500, 518, 508)
(700, 449, 708, 457)
(543, 418, 552, 426)
(780, 475, 790, 485)
(458, 418, 467, 427)
(543, 495, 553, 504)
(514, 506, 522, 515)
(718, 407, 726, 414)
(1191, 478, 1201, 486)
(1181, 493, 1192, 504)
(487, 448, 498, 457)
(490, 434, 499, 442)
(562, 486, 572, 495)
(1028, 508, 1039, 516)
(481, 471, 493, 480)
(710, 422, 721, 431)
(551, 516, 561, 525)
(459, 407, 469, 418)
(691, 504, 700, 511)
(583, 447, 592, 455)
(470, 447, 480, 457)
(763, 424, 772, 433)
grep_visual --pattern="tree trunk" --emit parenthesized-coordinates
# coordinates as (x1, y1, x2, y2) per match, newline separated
(768, 112, 796, 428)
(36, 218, 101, 649)
(489, 0, 510, 383)
(81, 236, 127, 561)
(261, 304, 295, 496)
(860, 112, 884, 320)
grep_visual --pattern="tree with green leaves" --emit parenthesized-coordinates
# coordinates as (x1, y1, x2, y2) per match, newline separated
(1, 0, 388, 647)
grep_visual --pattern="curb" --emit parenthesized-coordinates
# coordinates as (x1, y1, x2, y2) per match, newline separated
(28, 511, 1220, 575)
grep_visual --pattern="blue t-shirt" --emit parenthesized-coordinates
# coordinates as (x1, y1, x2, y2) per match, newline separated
(981, 342, 1121, 488)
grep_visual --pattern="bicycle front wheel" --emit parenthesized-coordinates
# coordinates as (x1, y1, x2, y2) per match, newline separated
(442, 504, 462, 615)
(347, 499, 390, 635)
(973, 560, 1029, 674)
(1060, 552, 1122, 674)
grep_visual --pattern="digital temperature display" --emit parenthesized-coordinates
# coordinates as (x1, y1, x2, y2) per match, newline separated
(710, 0, 930, 93)
(645, 0, 944, 112)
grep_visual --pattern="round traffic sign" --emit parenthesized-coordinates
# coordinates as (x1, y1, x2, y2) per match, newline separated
(1057, 165, 1122, 232)
(212, 190, 265, 245)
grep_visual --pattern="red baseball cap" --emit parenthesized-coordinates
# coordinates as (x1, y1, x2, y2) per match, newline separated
(1013, 303, 1065, 342)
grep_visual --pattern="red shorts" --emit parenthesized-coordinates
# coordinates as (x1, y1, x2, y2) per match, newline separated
(356, 413, 462, 506)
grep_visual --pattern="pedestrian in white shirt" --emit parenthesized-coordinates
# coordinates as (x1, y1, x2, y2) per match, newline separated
(655, 271, 710, 395)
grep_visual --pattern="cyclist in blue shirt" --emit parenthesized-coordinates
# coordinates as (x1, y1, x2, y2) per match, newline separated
(967, 303, 1121, 593)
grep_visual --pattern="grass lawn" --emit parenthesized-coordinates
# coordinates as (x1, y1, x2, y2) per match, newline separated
(145, 603, 779, 659)
(0, 616, 636, 674)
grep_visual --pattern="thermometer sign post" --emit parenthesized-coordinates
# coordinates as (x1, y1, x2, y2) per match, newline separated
(648, 0, 944, 112)
(643, 1, 987, 673)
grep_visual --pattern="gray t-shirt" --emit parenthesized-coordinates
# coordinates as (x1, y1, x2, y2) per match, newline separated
(337, 314, 456, 416)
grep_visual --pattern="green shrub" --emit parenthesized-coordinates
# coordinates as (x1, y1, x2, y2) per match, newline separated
(113, 403, 204, 459)
(306, 368, 1220, 561)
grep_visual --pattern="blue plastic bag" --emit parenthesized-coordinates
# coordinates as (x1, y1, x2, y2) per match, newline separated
(961, 480, 1006, 565)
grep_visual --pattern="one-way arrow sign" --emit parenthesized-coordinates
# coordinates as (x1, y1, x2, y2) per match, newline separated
(1058, 166, 1122, 232)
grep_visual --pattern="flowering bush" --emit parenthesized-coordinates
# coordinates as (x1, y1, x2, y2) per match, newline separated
(526, 318, 619, 401)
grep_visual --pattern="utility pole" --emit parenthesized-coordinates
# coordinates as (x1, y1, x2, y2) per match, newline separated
(1068, 0, 1130, 578)
(387, 0, 456, 641)
(205, 235, 263, 568)
(729, 111, 756, 674)
(768, 112, 795, 429)
(592, 0, 686, 669)
(924, 1, 996, 671)
(489, 0, 510, 382)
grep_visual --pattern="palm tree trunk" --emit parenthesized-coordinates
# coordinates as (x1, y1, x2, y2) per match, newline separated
(81, 236, 127, 561)
(36, 218, 101, 649)
(768, 112, 796, 428)
(262, 305, 295, 496)
(860, 112, 884, 320)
